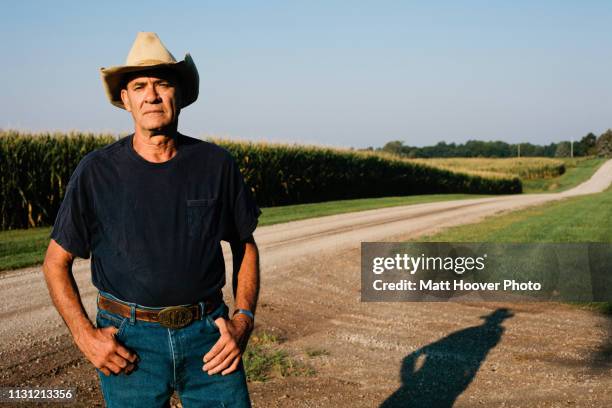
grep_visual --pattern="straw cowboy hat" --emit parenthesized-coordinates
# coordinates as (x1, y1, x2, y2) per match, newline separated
(100, 32, 199, 109)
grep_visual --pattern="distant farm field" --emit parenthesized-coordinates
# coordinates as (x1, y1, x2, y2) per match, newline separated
(408, 156, 606, 193)
(522, 157, 607, 193)
(407, 157, 566, 179)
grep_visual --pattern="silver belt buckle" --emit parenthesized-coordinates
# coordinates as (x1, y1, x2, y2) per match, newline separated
(158, 306, 193, 329)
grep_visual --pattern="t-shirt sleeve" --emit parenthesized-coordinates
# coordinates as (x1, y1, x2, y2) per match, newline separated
(221, 156, 262, 242)
(49, 161, 93, 259)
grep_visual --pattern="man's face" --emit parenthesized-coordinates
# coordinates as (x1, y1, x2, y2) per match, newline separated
(120, 70, 181, 132)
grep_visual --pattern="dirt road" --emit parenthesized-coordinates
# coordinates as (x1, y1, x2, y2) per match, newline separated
(1, 160, 612, 407)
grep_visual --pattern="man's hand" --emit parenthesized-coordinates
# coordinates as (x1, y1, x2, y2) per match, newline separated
(202, 315, 253, 375)
(75, 325, 138, 376)
(203, 236, 259, 375)
(42, 239, 137, 377)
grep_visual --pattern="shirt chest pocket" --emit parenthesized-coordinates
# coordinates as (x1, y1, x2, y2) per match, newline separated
(186, 198, 218, 239)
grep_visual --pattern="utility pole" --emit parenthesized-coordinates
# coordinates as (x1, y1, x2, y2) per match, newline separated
(570, 138, 574, 158)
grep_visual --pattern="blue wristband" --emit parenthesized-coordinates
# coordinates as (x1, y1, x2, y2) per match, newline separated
(233, 308, 255, 322)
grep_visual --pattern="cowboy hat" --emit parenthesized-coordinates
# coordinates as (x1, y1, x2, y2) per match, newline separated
(100, 32, 199, 109)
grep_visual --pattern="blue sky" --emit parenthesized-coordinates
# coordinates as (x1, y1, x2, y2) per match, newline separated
(1, 1, 611, 148)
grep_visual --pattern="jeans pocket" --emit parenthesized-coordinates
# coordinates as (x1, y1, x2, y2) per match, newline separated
(96, 310, 129, 340)
(203, 302, 229, 334)
(205, 314, 220, 331)
(187, 198, 217, 239)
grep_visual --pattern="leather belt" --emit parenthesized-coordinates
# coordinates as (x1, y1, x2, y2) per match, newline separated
(97, 292, 223, 329)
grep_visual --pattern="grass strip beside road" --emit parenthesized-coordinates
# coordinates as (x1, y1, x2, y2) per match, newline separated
(413, 185, 612, 314)
(0, 227, 53, 272)
(415, 186, 612, 243)
(257, 193, 489, 226)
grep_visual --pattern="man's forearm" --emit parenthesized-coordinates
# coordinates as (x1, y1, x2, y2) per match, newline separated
(42, 257, 95, 344)
(231, 239, 260, 314)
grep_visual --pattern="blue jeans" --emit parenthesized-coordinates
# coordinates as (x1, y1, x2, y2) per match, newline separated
(95, 290, 251, 408)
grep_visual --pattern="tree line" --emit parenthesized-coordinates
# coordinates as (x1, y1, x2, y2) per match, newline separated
(368, 130, 612, 158)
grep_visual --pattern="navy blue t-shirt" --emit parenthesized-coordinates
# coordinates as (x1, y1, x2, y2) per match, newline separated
(49, 133, 261, 307)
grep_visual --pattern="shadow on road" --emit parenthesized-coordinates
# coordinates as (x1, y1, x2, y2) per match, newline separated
(588, 306, 612, 372)
(380, 308, 514, 408)
(590, 319, 612, 372)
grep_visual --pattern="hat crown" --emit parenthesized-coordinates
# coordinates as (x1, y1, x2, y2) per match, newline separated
(101, 32, 199, 109)
(125, 32, 177, 66)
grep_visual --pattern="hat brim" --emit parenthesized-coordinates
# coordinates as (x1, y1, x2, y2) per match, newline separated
(100, 53, 199, 109)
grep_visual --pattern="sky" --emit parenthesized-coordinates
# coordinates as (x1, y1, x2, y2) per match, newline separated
(1, 1, 612, 149)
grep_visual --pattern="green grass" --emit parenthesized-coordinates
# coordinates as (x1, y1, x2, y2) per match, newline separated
(415, 186, 612, 243)
(243, 331, 315, 382)
(0, 226, 52, 271)
(414, 184, 612, 314)
(258, 194, 490, 226)
(522, 157, 606, 193)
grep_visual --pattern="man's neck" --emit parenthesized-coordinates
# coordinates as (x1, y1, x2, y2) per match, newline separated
(132, 128, 179, 163)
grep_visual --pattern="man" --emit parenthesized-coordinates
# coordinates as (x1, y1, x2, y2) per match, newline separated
(42, 32, 260, 407)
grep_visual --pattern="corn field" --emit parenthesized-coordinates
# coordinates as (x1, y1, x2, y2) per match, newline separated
(1, 131, 116, 231)
(0, 131, 521, 230)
